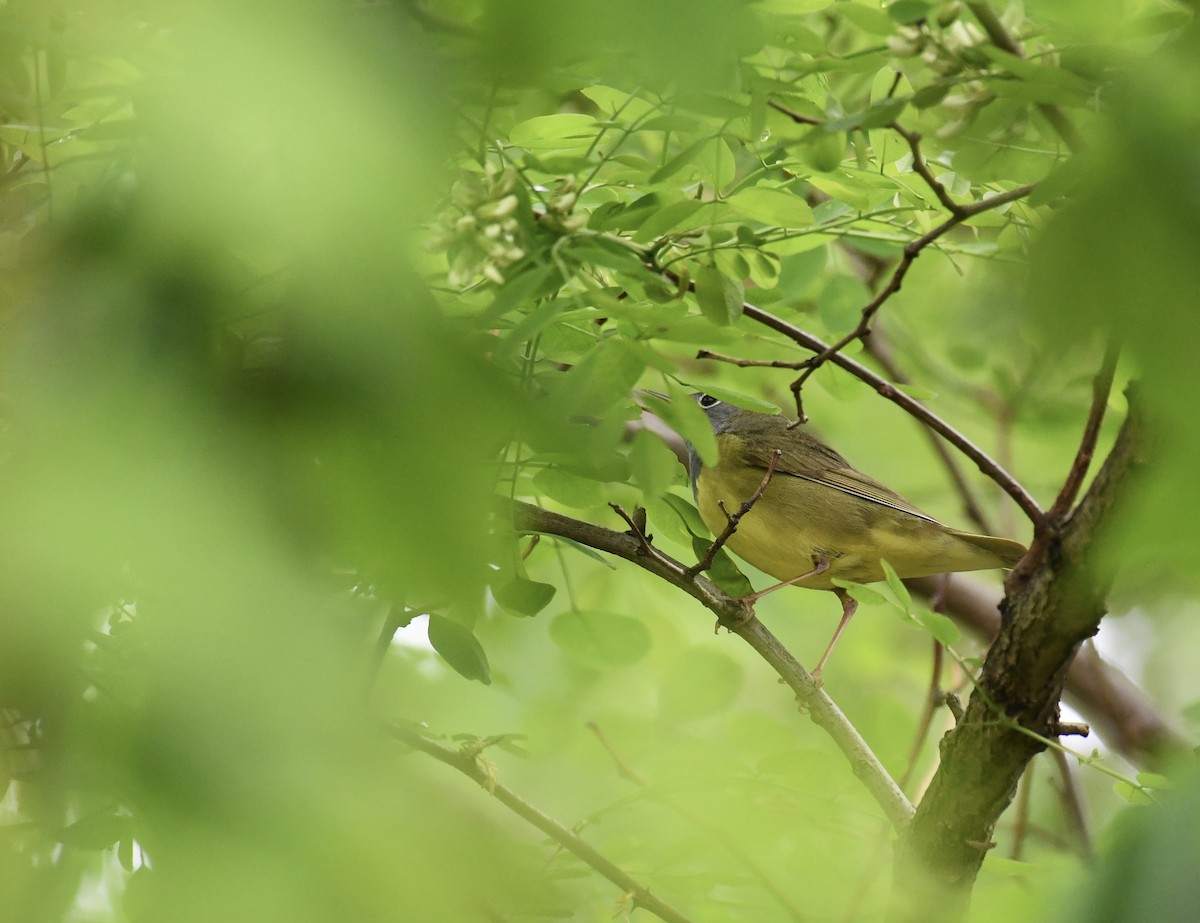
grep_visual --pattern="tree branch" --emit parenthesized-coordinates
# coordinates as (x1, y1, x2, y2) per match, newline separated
(507, 499, 916, 832)
(387, 722, 696, 923)
(1046, 339, 1120, 521)
(768, 100, 1037, 403)
(891, 402, 1144, 922)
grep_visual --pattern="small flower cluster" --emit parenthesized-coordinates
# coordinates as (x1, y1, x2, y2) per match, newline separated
(436, 165, 527, 288)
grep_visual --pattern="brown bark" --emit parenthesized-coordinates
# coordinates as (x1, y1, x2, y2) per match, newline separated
(890, 407, 1143, 921)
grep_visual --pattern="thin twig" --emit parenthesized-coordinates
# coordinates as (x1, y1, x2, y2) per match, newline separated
(387, 722, 696, 923)
(587, 722, 808, 922)
(890, 123, 964, 216)
(1049, 746, 1093, 860)
(766, 97, 822, 126)
(899, 640, 944, 793)
(608, 502, 672, 567)
(1009, 765, 1034, 860)
(1046, 340, 1120, 522)
(685, 450, 781, 577)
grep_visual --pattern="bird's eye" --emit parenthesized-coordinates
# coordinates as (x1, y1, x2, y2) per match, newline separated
(698, 394, 721, 408)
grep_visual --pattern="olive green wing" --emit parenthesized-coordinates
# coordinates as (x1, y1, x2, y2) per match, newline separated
(735, 420, 944, 526)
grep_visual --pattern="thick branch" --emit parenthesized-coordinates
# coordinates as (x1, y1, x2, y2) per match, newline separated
(890, 404, 1143, 922)
(905, 574, 1187, 769)
(508, 499, 915, 832)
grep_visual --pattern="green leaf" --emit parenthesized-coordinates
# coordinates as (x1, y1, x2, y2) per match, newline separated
(531, 466, 606, 508)
(594, 192, 663, 232)
(1113, 781, 1154, 805)
(549, 610, 652, 668)
(911, 84, 951, 109)
(642, 384, 719, 467)
(660, 491, 709, 537)
(916, 609, 961, 645)
(57, 814, 131, 850)
(630, 428, 683, 498)
(806, 174, 872, 211)
(492, 576, 557, 617)
(428, 615, 491, 684)
(579, 85, 655, 120)
(658, 647, 744, 722)
(831, 578, 889, 606)
(700, 136, 736, 189)
(887, 0, 931, 24)
(509, 113, 598, 150)
(880, 560, 913, 612)
(650, 138, 712, 184)
(1136, 772, 1171, 791)
(837, 1, 898, 34)
(633, 198, 707, 243)
(727, 187, 814, 228)
(691, 536, 755, 596)
(695, 264, 744, 326)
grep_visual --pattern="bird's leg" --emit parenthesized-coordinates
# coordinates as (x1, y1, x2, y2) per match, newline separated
(811, 588, 858, 683)
(739, 555, 831, 605)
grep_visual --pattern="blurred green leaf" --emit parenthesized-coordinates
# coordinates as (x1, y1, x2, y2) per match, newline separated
(549, 610, 653, 668)
(57, 814, 131, 850)
(428, 615, 492, 684)
(658, 647, 744, 722)
(492, 577, 557, 617)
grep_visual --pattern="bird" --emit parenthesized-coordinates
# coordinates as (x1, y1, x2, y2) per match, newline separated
(668, 392, 1026, 680)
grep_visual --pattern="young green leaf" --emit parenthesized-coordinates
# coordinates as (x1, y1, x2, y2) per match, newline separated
(728, 187, 814, 228)
(492, 576, 557, 617)
(880, 560, 913, 612)
(549, 610, 652, 668)
(691, 536, 755, 597)
(695, 264, 744, 326)
(428, 615, 492, 684)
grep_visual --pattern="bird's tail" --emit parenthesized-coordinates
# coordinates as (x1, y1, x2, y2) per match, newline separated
(950, 531, 1027, 568)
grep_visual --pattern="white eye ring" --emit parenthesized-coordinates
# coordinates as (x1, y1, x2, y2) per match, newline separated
(698, 394, 721, 408)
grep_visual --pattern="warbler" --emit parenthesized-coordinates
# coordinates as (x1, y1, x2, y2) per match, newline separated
(672, 392, 1026, 679)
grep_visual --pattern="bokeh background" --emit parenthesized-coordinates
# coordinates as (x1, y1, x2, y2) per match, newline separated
(1, 2, 1198, 921)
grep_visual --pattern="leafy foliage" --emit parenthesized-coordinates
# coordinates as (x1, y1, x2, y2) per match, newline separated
(1, 2, 1199, 922)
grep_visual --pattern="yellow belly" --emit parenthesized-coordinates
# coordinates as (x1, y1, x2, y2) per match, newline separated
(695, 465, 999, 591)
